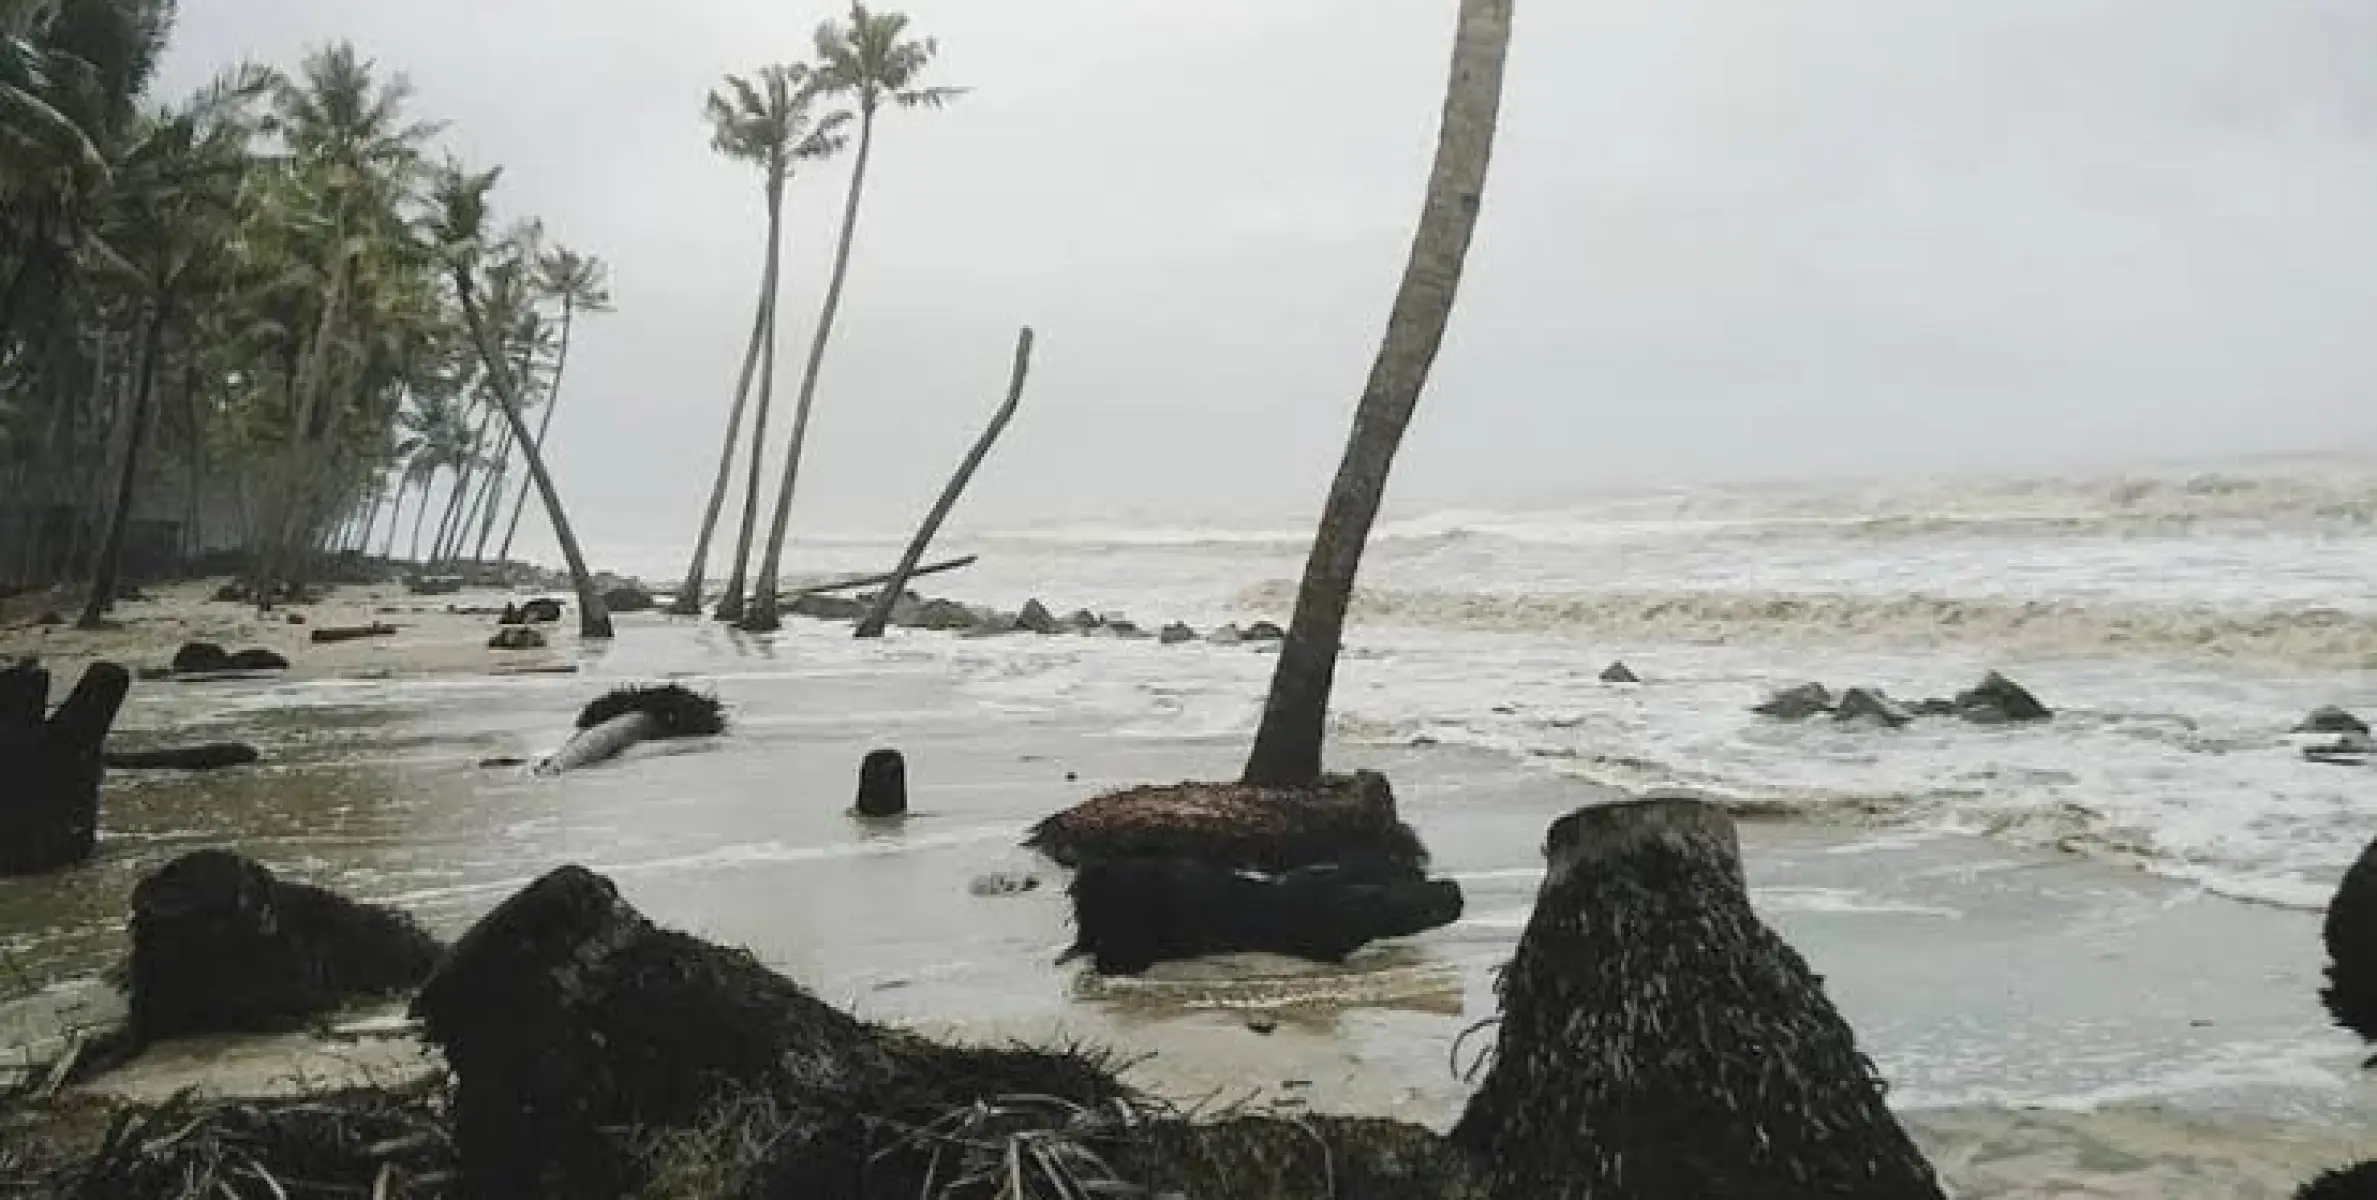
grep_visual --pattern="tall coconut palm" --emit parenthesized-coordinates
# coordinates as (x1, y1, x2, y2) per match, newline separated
(1240, 0, 1514, 786)
(739, 4, 963, 632)
(669, 64, 849, 620)
(496, 244, 609, 562)
(429, 160, 611, 639)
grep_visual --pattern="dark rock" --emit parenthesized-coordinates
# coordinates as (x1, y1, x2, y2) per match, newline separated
(488, 627, 546, 650)
(227, 647, 291, 670)
(1753, 682, 1834, 720)
(968, 872, 1040, 897)
(1912, 698, 1960, 717)
(1159, 621, 1198, 645)
(1244, 621, 1287, 642)
(1453, 799, 1946, 1199)
(856, 748, 908, 818)
(900, 598, 977, 632)
(519, 597, 564, 624)
(1062, 608, 1103, 633)
(1028, 770, 1429, 874)
(130, 850, 442, 1041)
(1208, 624, 1244, 645)
(2307, 734, 2377, 767)
(0, 661, 129, 875)
(2300, 706, 2371, 736)
(1016, 599, 1060, 634)
(1064, 855, 1463, 975)
(1955, 671, 2051, 723)
(406, 576, 463, 596)
(285, 612, 306, 626)
(1108, 619, 1148, 639)
(966, 609, 1020, 637)
(1600, 660, 1640, 684)
(601, 585, 655, 614)
(1835, 687, 1913, 729)
(170, 642, 236, 674)
(788, 593, 869, 621)
(104, 742, 260, 771)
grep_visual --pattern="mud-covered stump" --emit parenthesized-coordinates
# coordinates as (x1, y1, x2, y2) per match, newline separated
(1452, 798, 1945, 1200)
(1026, 770, 1427, 873)
(1064, 856, 1463, 975)
(856, 749, 907, 817)
(0, 660, 130, 875)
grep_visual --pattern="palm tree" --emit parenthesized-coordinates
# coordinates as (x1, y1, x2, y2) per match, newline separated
(669, 64, 849, 621)
(1240, 0, 1514, 786)
(739, 4, 962, 632)
(496, 244, 609, 562)
(429, 160, 612, 638)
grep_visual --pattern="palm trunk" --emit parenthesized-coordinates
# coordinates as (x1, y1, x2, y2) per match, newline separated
(181, 359, 203, 558)
(381, 474, 412, 559)
(1240, 0, 1513, 788)
(667, 271, 772, 616)
(497, 299, 576, 563)
(353, 481, 387, 557)
(743, 109, 877, 633)
(713, 170, 788, 623)
(461, 423, 512, 562)
(78, 306, 167, 628)
(855, 329, 1034, 639)
(407, 472, 435, 562)
(434, 407, 495, 564)
(454, 271, 614, 640)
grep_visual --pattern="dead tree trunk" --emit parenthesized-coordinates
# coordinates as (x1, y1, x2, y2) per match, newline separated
(0, 660, 132, 875)
(854, 329, 1034, 639)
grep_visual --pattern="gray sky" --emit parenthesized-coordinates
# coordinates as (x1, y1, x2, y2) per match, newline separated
(163, 0, 2377, 560)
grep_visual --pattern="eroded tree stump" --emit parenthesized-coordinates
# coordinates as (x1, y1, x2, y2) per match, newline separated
(0, 660, 130, 875)
(1026, 770, 1427, 872)
(856, 748, 907, 817)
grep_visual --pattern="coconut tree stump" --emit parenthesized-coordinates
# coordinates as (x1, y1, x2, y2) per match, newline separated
(0, 660, 130, 876)
(1064, 856, 1463, 975)
(129, 850, 443, 1041)
(1027, 770, 1426, 873)
(1452, 798, 1945, 1199)
(856, 748, 907, 817)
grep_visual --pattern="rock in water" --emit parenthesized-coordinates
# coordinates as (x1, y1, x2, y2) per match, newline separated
(170, 642, 235, 674)
(2300, 706, 2372, 736)
(0, 660, 129, 875)
(1159, 621, 1198, 645)
(519, 597, 564, 624)
(1834, 687, 1913, 729)
(1016, 598, 1060, 634)
(2300, 1162, 2377, 1199)
(1208, 624, 1244, 645)
(1027, 771, 1428, 873)
(856, 748, 907, 817)
(1064, 856, 1463, 975)
(488, 626, 546, 650)
(226, 647, 291, 670)
(789, 592, 868, 621)
(1453, 799, 1945, 1199)
(1600, 660, 1640, 684)
(1244, 620, 1287, 642)
(899, 598, 978, 631)
(130, 850, 442, 1041)
(1753, 682, 1834, 720)
(602, 584, 655, 613)
(1955, 671, 2051, 723)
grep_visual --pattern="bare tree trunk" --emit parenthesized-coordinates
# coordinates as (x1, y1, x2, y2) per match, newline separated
(79, 307, 167, 628)
(181, 359, 203, 559)
(714, 171, 788, 624)
(743, 109, 877, 633)
(667, 274, 772, 616)
(855, 329, 1034, 639)
(454, 274, 614, 640)
(381, 474, 412, 559)
(461, 423, 512, 562)
(1241, 0, 1513, 788)
(433, 406, 495, 564)
(498, 299, 575, 563)
(407, 472, 435, 562)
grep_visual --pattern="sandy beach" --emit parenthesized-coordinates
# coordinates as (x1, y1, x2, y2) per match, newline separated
(4, 580, 2376, 1196)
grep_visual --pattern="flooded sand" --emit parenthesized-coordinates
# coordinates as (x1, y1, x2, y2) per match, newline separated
(3, 611, 2375, 1196)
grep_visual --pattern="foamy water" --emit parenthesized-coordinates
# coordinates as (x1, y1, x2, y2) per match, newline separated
(620, 459, 2377, 910)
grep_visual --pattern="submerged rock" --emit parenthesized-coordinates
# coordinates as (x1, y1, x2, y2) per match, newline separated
(1912, 698, 1960, 717)
(1753, 682, 1834, 720)
(1600, 660, 1640, 684)
(1062, 607, 1103, 633)
(1159, 621, 1198, 645)
(1208, 623, 1244, 645)
(2300, 706, 2371, 736)
(1956, 671, 2051, 723)
(1016, 598, 1061, 634)
(518, 597, 564, 624)
(968, 871, 1040, 897)
(169, 642, 234, 674)
(1244, 620, 1287, 642)
(901, 598, 978, 632)
(1835, 687, 1913, 729)
(487, 626, 546, 650)
(602, 584, 655, 613)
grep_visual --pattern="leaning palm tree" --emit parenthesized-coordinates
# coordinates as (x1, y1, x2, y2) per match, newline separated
(668, 65, 849, 620)
(739, 4, 963, 632)
(495, 244, 610, 562)
(1240, 0, 1515, 785)
(428, 160, 612, 639)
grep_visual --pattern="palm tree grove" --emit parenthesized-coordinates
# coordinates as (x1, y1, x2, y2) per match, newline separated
(9, 1, 2376, 1198)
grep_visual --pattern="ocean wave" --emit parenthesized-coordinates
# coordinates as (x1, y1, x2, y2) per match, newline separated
(1242, 581, 2377, 666)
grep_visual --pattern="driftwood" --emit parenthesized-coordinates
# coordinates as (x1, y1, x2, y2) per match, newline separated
(308, 622, 397, 645)
(0, 660, 129, 875)
(536, 684, 727, 776)
(1064, 855, 1462, 975)
(1452, 798, 1944, 1199)
(102, 742, 259, 772)
(790, 554, 977, 598)
(855, 329, 1034, 639)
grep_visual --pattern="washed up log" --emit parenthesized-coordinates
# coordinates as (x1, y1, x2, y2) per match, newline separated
(1063, 855, 1464, 975)
(1452, 798, 1946, 1199)
(103, 742, 260, 771)
(789, 554, 978, 598)
(535, 683, 726, 776)
(129, 850, 442, 1042)
(308, 622, 397, 645)
(1026, 769, 1428, 873)
(0, 660, 129, 875)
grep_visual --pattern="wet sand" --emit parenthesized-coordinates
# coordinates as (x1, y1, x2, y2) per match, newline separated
(2, 607, 2374, 1196)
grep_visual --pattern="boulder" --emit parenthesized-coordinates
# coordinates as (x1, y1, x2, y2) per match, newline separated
(601, 584, 655, 614)
(966, 609, 1021, 636)
(1028, 770, 1429, 874)
(1208, 624, 1244, 645)
(1159, 621, 1198, 645)
(1064, 856, 1463, 975)
(170, 642, 235, 674)
(789, 593, 870, 621)
(1244, 620, 1287, 642)
(900, 598, 978, 632)
(227, 647, 292, 670)
(488, 627, 546, 651)
(1834, 687, 1913, 729)
(1108, 619, 1149, 639)
(0, 660, 129, 875)
(2300, 706, 2371, 736)
(129, 850, 442, 1041)
(1600, 660, 1640, 684)
(1753, 682, 1834, 720)
(1911, 698, 1960, 717)
(856, 748, 907, 818)
(1452, 799, 1946, 1199)
(1955, 671, 2051, 723)
(1016, 598, 1061, 634)
(1062, 608, 1103, 633)
(518, 597, 564, 624)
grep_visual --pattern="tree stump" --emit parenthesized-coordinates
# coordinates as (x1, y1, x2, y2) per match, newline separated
(1452, 798, 1945, 1199)
(1064, 855, 1463, 975)
(0, 660, 129, 875)
(856, 748, 907, 817)
(1026, 770, 1427, 873)
(129, 850, 443, 1041)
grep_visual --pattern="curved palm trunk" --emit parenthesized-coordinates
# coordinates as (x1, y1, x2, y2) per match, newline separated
(79, 307, 167, 628)
(462, 424, 512, 562)
(380, 474, 412, 558)
(1241, 0, 1514, 788)
(433, 407, 495, 564)
(406, 472, 435, 562)
(713, 171, 788, 624)
(743, 110, 877, 633)
(497, 299, 576, 563)
(454, 276, 614, 640)
(666, 282, 771, 615)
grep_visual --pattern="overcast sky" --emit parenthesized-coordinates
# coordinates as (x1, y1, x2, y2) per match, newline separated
(162, 0, 2377, 560)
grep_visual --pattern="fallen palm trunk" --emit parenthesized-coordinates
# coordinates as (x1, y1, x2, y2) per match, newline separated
(534, 683, 726, 776)
(129, 850, 444, 1042)
(1064, 855, 1463, 975)
(1452, 798, 1945, 1199)
(1026, 770, 1428, 873)
(308, 622, 398, 644)
(101, 742, 260, 771)
(791, 554, 977, 598)
(0, 660, 130, 876)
